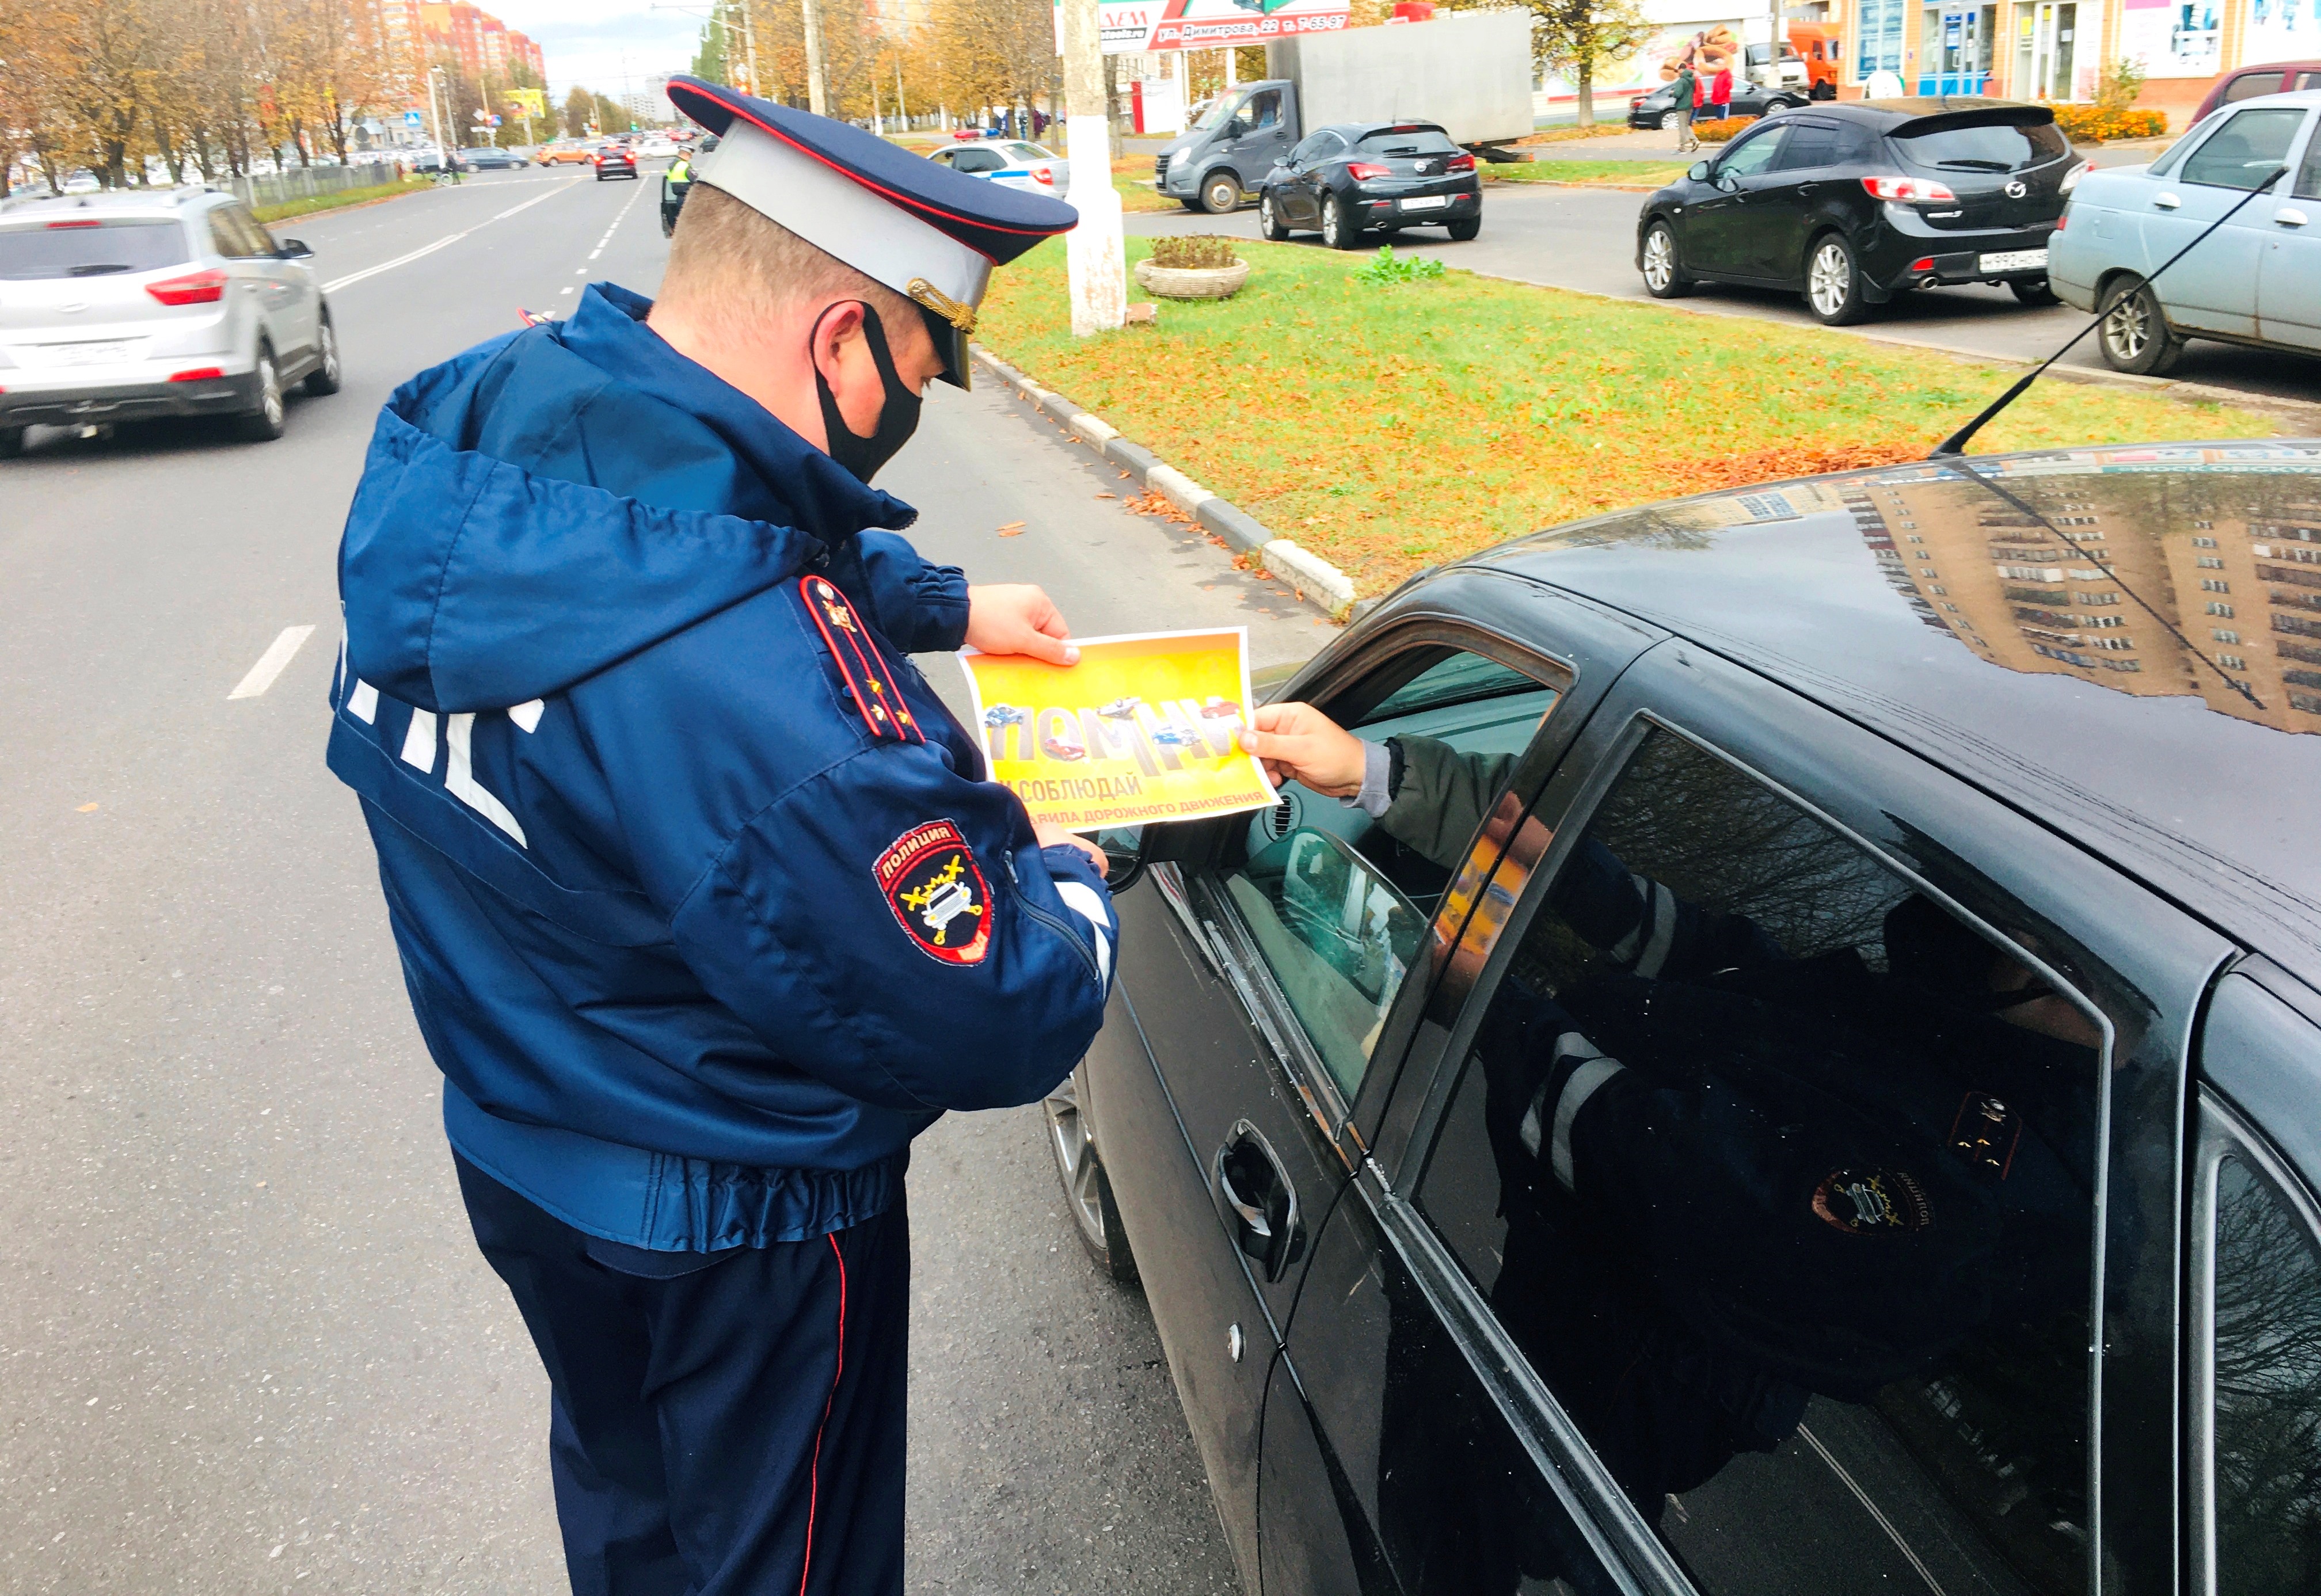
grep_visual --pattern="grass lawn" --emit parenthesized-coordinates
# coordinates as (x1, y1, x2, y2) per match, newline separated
(1113, 155, 1183, 214)
(253, 177, 429, 223)
(975, 236, 2274, 595)
(1485, 160, 1685, 188)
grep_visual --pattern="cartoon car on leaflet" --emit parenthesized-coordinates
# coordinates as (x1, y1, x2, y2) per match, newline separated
(1151, 723, 1201, 749)
(983, 704, 1027, 730)
(1042, 720, 1087, 761)
(1098, 696, 1144, 719)
(1197, 697, 1243, 719)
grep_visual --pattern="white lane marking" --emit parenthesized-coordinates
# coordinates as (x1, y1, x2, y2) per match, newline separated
(573, 267, 587, 275)
(558, 285, 574, 294)
(322, 180, 580, 292)
(587, 249, 603, 260)
(228, 626, 317, 700)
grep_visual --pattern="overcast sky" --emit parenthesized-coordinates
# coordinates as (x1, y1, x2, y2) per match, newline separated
(493, 0, 707, 108)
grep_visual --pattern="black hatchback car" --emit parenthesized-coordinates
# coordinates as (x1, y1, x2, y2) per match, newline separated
(1258, 121, 1482, 249)
(1627, 79, 1810, 129)
(1636, 100, 2083, 324)
(1055, 438, 2321, 1596)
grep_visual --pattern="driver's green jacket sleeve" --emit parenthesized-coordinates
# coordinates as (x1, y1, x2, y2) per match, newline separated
(1375, 737, 1519, 871)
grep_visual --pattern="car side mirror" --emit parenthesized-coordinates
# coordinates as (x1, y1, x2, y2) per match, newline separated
(1689, 161, 1713, 181)
(276, 238, 313, 258)
(1227, 117, 1249, 141)
(1095, 826, 1145, 893)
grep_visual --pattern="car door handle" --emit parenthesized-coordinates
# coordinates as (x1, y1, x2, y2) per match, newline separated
(1215, 1119, 1304, 1284)
(2153, 191, 2182, 210)
(2278, 207, 2311, 227)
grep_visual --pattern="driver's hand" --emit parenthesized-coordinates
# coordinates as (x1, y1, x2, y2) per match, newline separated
(1239, 702, 1367, 798)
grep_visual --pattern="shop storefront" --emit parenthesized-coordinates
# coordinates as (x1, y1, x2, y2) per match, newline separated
(1919, 2, 1999, 91)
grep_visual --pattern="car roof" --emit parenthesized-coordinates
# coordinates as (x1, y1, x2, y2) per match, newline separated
(2213, 87, 2321, 108)
(1319, 120, 1452, 141)
(1816, 96, 2059, 132)
(0, 188, 216, 219)
(1463, 440, 2321, 984)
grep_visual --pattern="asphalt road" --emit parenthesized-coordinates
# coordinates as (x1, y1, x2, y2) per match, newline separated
(0, 167, 1314, 1593)
(1129, 180, 2321, 409)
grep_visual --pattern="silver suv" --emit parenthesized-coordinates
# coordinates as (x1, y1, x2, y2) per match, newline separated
(0, 187, 339, 454)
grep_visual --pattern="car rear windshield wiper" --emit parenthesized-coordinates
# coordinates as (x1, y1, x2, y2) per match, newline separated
(1934, 158, 2013, 171)
(66, 264, 133, 276)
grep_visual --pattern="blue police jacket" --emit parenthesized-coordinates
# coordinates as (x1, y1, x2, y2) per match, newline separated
(329, 283, 1118, 1250)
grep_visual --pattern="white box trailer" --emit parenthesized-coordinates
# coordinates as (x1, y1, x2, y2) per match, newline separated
(1264, 10, 1536, 148)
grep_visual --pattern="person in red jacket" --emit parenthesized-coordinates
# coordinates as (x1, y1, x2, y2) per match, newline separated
(1708, 62, 1734, 121)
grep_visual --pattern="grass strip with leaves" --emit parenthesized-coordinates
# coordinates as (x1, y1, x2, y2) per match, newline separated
(1485, 159, 1687, 188)
(252, 176, 430, 224)
(973, 236, 2273, 595)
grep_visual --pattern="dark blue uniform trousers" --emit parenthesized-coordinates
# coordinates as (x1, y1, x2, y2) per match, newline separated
(455, 1157, 909, 1596)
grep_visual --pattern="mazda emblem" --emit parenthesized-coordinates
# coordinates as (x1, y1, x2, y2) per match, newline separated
(2005, 180, 2027, 198)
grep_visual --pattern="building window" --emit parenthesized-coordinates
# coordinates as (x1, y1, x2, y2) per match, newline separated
(2218, 653, 2248, 669)
(1908, 535, 1926, 543)
(2085, 615, 2125, 628)
(2194, 520, 2214, 528)
(2092, 637, 2135, 650)
(2193, 536, 2219, 548)
(2204, 578, 2231, 593)
(1928, 585, 1947, 595)
(2199, 557, 2227, 569)
(2214, 629, 2243, 645)
(2209, 603, 2236, 618)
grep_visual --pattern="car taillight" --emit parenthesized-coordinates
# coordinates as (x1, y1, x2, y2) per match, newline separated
(1908, 257, 1935, 272)
(1446, 153, 1476, 173)
(1346, 161, 1391, 181)
(146, 268, 229, 306)
(1862, 174, 1958, 203)
(2054, 214, 2068, 231)
(45, 219, 102, 230)
(169, 367, 224, 381)
(2059, 158, 2096, 193)
(1032, 166, 1055, 184)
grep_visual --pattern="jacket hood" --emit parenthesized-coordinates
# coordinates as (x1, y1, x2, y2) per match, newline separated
(339, 296, 915, 714)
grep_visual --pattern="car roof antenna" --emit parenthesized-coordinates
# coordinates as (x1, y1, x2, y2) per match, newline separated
(1930, 163, 2289, 459)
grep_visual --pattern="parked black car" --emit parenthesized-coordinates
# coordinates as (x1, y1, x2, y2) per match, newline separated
(593, 146, 639, 182)
(1058, 438, 2321, 1596)
(409, 149, 461, 175)
(660, 134, 718, 236)
(1635, 99, 2080, 324)
(1257, 121, 1481, 249)
(1627, 79, 1810, 129)
(458, 146, 528, 171)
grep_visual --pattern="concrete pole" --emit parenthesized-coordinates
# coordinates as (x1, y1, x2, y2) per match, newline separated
(801, 0, 830, 115)
(739, 0, 762, 97)
(1061, 0, 1126, 334)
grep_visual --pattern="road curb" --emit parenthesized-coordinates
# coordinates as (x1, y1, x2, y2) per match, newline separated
(970, 345, 1361, 620)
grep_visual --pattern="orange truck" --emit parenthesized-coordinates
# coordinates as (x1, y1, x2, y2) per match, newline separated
(1787, 22, 1842, 99)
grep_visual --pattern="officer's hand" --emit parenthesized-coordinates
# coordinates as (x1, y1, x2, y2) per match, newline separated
(1239, 702, 1367, 798)
(966, 585, 1079, 666)
(1033, 818, 1110, 877)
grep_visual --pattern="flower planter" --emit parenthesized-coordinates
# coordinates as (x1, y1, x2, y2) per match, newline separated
(1133, 257, 1250, 300)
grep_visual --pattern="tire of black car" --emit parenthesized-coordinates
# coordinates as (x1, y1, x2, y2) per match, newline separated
(1649, 112, 1668, 129)
(1804, 231, 1869, 325)
(304, 309, 342, 397)
(235, 341, 287, 443)
(1200, 170, 1241, 215)
(1322, 193, 1357, 250)
(2097, 276, 2186, 375)
(1260, 192, 1291, 241)
(1642, 219, 1694, 297)
(2011, 276, 2061, 306)
(0, 426, 23, 459)
(1041, 1065, 1139, 1285)
(1447, 215, 1481, 242)
(1812, 81, 1837, 100)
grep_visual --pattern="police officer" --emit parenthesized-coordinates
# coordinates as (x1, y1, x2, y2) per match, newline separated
(330, 78, 1118, 1595)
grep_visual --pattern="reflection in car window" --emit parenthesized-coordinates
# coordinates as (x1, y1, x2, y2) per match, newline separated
(2223, 71, 2284, 102)
(2212, 1153, 2321, 1593)
(0, 219, 189, 280)
(1715, 126, 1790, 178)
(1291, 130, 1343, 165)
(1358, 129, 1460, 155)
(2298, 126, 2321, 201)
(209, 210, 261, 260)
(1245, 90, 1283, 129)
(229, 207, 277, 257)
(2148, 111, 2224, 177)
(1414, 726, 2103, 1596)
(1893, 118, 2068, 172)
(1222, 649, 1559, 1102)
(2179, 106, 2309, 189)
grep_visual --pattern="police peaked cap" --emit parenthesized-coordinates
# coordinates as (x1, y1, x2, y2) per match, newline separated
(665, 75, 1080, 388)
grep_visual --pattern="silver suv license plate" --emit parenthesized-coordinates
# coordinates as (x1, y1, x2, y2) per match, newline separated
(1979, 248, 2048, 273)
(44, 339, 138, 367)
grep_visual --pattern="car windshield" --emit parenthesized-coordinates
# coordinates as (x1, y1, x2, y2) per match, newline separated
(0, 219, 189, 280)
(1893, 119, 2068, 172)
(1189, 94, 1239, 132)
(1357, 128, 1459, 154)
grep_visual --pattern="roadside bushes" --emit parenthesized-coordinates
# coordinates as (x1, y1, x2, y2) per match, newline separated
(1692, 117, 1755, 143)
(2050, 104, 2169, 141)
(1149, 234, 1238, 269)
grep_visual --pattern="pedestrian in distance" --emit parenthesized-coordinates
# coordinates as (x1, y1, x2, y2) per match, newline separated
(328, 74, 1120, 1596)
(1671, 59, 1700, 153)
(1707, 60, 1734, 123)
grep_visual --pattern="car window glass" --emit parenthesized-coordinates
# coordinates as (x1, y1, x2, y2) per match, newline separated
(2180, 106, 2309, 189)
(1357, 128, 1460, 155)
(2298, 127, 2321, 201)
(1245, 90, 1282, 129)
(2223, 71, 2285, 103)
(2211, 1152, 2321, 1595)
(208, 210, 260, 259)
(952, 147, 1002, 173)
(2149, 111, 2225, 177)
(1770, 120, 1843, 170)
(0, 219, 191, 279)
(229, 207, 277, 257)
(1893, 117, 2069, 172)
(2296, 71, 2321, 91)
(1291, 131, 1341, 163)
(1221, 648, 1560, 1103)
(1715, 126, 1789, 178)
(1005, 143, 1048, 162)
(1413, 725, 2103, 1596)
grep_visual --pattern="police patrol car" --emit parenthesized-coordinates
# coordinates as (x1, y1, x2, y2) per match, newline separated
(927, 140, 1070, 197)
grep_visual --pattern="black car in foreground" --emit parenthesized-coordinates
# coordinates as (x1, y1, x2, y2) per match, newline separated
(1627, 79, 1811, 129)
(1059, 438, 2321, 1596)
(1258, 121, 1481, 248)
(1636, 98, 2082, 324)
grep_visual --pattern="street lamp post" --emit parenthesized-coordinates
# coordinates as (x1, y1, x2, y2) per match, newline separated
(1059, 0, 1125, 334)
(801, 0, 830, 116)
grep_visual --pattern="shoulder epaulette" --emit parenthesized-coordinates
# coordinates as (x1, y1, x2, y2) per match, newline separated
(797, 574, 926, 745)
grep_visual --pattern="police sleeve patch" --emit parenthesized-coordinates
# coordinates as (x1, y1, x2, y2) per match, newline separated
(874, 820, 992, 965)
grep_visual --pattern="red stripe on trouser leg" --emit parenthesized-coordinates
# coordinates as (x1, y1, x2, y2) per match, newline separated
(798, 1232, 849, 1596)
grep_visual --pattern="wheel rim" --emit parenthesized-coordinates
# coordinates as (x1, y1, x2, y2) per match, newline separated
(1323, 199, 1340, 244)
(1041, 1073, 1109, 1254)
(2103, 291, 2150, 359)
(1643, 228, 1673, 290)
(258, 357, 282, 426)
(1208, 178, 1234, 211)
(1808, 243, 1850, 315)
(1261, 197, 1274, 231)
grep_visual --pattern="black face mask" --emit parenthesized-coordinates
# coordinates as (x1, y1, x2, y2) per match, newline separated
(812, 302, 922, 483)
